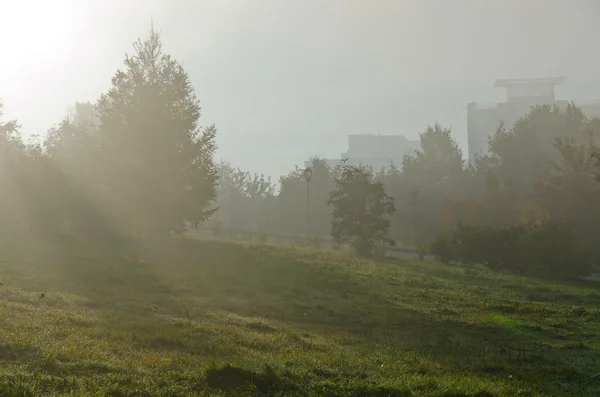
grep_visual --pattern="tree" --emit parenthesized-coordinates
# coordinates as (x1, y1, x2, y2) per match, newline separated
(444, 171, 517, 228)
(42, 104, 118, 240)
(0, 100, 19, 141)
(327, 163, 395, 256)
(214, 160, 275, 232)
(215, 161, 252, 230)
(402, 124, 465, 188)
(535, 136, 600, 252)
(393, 124, 466, 242)
(487, 104, 596, 201)
(405, 189, 426, 245)
(275, 158, 335, 237)
(0, 100, 26, 234)
(0, 101, 58, 237)
(94, 27, 218, 237)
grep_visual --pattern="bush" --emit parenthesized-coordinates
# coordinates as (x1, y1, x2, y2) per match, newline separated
(519, 221, 590, 278)
(430, 221, 591, 278)
(429, 235, 453, 264)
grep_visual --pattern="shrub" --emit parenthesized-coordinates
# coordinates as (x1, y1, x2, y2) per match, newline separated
(519, 221, 590, 278)
(429, 235, 454, 264)
(430, 221, 591, 278)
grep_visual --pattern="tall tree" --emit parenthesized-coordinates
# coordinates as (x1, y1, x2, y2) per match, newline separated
(402, 124, 464, 187)
(95, 27, 218, 237)
(275, 158, 335, 237)
(535, 136, 600, 251)
(487, 104, 596, 201)
(394, 124, 466, 241)
(0, 100, 25, 233)
(0, 101, 55, 236)
(327, 163, 395, 256)
(43, 103, 117, 240)
(442, 172, 517, 230)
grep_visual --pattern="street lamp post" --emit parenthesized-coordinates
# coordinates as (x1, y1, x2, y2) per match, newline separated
(303, 167, 313, 241)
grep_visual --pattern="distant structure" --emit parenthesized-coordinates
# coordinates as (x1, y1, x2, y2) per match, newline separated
(306, 134, 420, 171)
(467, 77, 600, 159)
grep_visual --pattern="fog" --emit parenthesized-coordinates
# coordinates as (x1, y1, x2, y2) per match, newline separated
(2, 2, 600, 395)
(1, 0, 599, 178)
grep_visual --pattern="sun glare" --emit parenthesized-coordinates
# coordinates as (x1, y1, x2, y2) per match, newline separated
(0, 0, 78, 83)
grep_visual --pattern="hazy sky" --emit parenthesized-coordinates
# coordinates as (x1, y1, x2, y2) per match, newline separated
(1, 0, 600, 178)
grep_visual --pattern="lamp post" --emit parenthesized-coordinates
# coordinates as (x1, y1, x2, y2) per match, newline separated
(303, 167, 313, 240)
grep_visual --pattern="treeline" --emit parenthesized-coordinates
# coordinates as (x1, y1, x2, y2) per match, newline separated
(1, 27, 599, 278)
(215, 109, 600, 278)
(211, 124, 469, 245)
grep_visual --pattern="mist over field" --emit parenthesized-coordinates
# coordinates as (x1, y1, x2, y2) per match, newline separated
(0, 1, 599, 396)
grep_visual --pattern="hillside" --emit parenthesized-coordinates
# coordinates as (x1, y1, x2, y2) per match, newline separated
(0, 236, 598, 396)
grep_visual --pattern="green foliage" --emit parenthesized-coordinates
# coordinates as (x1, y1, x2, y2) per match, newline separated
(327, 163, 396, 256)
(275, 158, 335, 237)
(427, 106, 600, 279)
(488, 104, 600, 202)
(431, 221, 591, 278)
(429, 234, 454, 264)
(93, 27, 218, 237)
(0, 27, 220, 242)
(0, 101, 64, 237)
(402, 124, 465, 186)
(216, 160, 275, 232)
(390, 124, 467, 243)
(535, 136, 600, 252)
(207, 105, 600, 272)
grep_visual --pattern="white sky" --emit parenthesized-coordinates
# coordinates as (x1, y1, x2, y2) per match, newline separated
(1, 0, 600, 178)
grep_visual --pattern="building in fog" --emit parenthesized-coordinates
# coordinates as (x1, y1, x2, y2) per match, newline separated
(467, 77, 600, 159)
(306, 134, 420, 171)
(343, 134, 420, 170)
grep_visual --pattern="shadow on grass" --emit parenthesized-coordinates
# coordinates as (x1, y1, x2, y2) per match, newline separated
(0, 236, 595, 396)
(203, 363, 499, 397)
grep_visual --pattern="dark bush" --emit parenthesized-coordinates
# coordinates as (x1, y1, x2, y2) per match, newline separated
(429, 235, 454, 264)
(519, 221, 590, 278)
(430, 221, 591, 278)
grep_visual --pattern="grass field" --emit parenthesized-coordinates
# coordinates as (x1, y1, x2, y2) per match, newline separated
(0, 236, 598, 396)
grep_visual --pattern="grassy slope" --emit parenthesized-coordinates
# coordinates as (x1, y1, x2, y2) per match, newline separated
(0, 237, 598, 396)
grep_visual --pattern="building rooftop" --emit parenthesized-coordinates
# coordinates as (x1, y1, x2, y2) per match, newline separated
(493, 77, 567, 101)
(493, 77, 566, 88)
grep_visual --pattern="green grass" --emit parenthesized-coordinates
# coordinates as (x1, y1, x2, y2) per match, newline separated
(0, 236, 598, 396)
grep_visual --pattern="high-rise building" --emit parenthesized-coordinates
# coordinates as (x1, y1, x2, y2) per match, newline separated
(306, 134, 419, 171)
(467, 77, 600, 159)
(344, 134, 420, 170)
